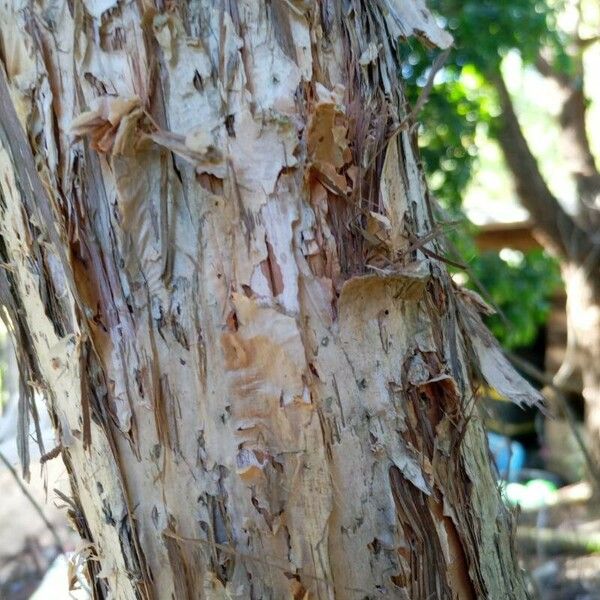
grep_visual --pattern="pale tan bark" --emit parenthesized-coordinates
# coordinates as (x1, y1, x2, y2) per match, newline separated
(0, 1, 539, 598)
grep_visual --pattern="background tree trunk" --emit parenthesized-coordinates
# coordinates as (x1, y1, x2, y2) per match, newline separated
(561, 265, 600, 469)
(0, 1, 540, 598)
(494, 65, 600, 470)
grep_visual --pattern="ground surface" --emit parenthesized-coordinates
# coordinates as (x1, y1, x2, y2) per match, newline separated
(519, 496, 600, 599)
(0, 395, 78, 600)
(0, 457, 79, 599)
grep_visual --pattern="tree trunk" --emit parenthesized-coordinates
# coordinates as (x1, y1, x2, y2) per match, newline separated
(0, 1, 539, 598)
(561, 265, 600, 472)
(494, 71, 600, 480)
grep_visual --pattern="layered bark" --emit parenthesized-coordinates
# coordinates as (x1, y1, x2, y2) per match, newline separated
(0, 1, 539, 598)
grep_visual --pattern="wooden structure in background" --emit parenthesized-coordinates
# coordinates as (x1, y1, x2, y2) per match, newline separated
(475, 220, 543, 252)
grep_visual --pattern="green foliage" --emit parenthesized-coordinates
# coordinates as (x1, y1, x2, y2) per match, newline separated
(402, 0, 566, 349)
(414, 67, 494, 211)
(433, 0, 559, 70)
(470, 249, 560, 348)
(402, 0, 564, 209)
(443, 222, 560, 349)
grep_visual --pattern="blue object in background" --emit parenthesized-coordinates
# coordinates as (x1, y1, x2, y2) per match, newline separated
(487, 431, 526, 482)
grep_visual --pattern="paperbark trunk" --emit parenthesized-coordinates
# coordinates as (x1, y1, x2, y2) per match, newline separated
(0, 1, 539, 598)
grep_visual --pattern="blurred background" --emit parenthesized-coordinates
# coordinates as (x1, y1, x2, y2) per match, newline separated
(403, 0, 600, 597)
(1, 0, 599, 598)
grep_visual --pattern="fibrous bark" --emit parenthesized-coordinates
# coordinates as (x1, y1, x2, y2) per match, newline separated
(0, 1, 539, 598)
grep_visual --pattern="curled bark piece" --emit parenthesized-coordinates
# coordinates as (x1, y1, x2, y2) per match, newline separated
(458, 290, 544, 408)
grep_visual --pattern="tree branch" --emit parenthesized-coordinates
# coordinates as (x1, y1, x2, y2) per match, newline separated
(493, 72, 596, 265)
(577, 35, 600, 49)
(535, 55, 600, 225)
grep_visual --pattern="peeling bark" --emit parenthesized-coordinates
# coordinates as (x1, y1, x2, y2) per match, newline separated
(0, 1, 536, 598)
